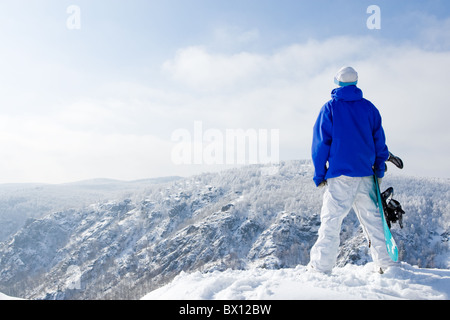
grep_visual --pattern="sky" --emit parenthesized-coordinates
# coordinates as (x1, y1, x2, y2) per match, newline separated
(0, 0, 449, 183)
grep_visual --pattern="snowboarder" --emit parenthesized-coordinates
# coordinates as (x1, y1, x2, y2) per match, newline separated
(309, 66, 397, 274)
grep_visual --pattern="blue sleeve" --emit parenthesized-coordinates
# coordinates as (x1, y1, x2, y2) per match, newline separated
(372, 108, 390, 178)
(312, 103, 333, 186)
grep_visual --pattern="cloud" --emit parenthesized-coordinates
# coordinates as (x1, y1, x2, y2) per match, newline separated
(161, 36, 382, 91)
(392, 10, 450, 51)
(162, 46, 267, 92)
(0, 115, 174, 183)
(161, 36, 450, 178)
(212, 26, 261, 49)
(1, 34, 449, 183)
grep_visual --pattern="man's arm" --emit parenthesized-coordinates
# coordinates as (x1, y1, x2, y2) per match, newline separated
(312, 104, 333, 186)
(372, 107, 390, 178)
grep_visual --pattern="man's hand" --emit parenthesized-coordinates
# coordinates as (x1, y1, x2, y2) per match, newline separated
(318, 180, 327, 188)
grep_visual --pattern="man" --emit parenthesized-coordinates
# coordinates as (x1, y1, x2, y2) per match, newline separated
(309, 66, 395, 274)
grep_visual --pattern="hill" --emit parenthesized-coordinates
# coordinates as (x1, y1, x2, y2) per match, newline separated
(0, 160, 448, 299)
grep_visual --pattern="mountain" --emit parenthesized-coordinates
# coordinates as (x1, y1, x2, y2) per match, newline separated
(0, 177, 181, 242)
(0, 160, 448, 300)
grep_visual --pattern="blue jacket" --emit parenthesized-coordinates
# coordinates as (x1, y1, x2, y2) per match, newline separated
(312, 85, 389, 187)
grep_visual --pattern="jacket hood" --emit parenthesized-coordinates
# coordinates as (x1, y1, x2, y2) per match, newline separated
(331, 85, 363, 102)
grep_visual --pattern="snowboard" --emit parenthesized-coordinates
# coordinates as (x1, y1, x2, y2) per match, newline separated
(374, 174, 399, 262)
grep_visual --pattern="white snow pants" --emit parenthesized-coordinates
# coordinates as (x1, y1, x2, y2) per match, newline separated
(309, 176, 395, 273)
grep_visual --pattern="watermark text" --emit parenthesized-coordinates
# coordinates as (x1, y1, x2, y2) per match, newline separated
(171, 121, 279, 167)
(67, 5, 81, 30)
(367, 5, 381, 30)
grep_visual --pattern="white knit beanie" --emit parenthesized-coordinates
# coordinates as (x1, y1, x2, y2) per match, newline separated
(334, 66, 358, 86)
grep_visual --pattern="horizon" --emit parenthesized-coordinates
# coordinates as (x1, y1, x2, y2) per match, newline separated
(0, 159, 444, 186)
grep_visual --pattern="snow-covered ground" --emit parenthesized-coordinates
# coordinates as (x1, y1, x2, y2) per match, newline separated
(142, 262, 450, 300)
(4, 262, 448, 300)
(0, 161, 448, 300)
(0, 292, 23, 300)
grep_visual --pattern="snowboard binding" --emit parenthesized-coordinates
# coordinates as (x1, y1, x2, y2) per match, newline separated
(381, 187, 405, 229)
(380, 152, 405, 229)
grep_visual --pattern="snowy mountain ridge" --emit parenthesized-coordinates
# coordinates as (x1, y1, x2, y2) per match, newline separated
(0, 160, 448, 300)
(0, 176, 181, 242)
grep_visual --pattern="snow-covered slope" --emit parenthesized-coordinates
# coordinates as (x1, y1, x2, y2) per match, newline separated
(142, 263, 450, 300)
(0, 292, 23, 300)
(0, 177, 180, 242)
(0, 161, 448, 300)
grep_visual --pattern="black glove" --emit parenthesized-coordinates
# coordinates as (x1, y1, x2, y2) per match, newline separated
(388, 152, 404, 169)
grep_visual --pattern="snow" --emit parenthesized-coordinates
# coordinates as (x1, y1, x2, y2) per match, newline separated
(0, 161, 448, 300)
(0, 292, 23, 300)
(142, 262, 450, 300)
